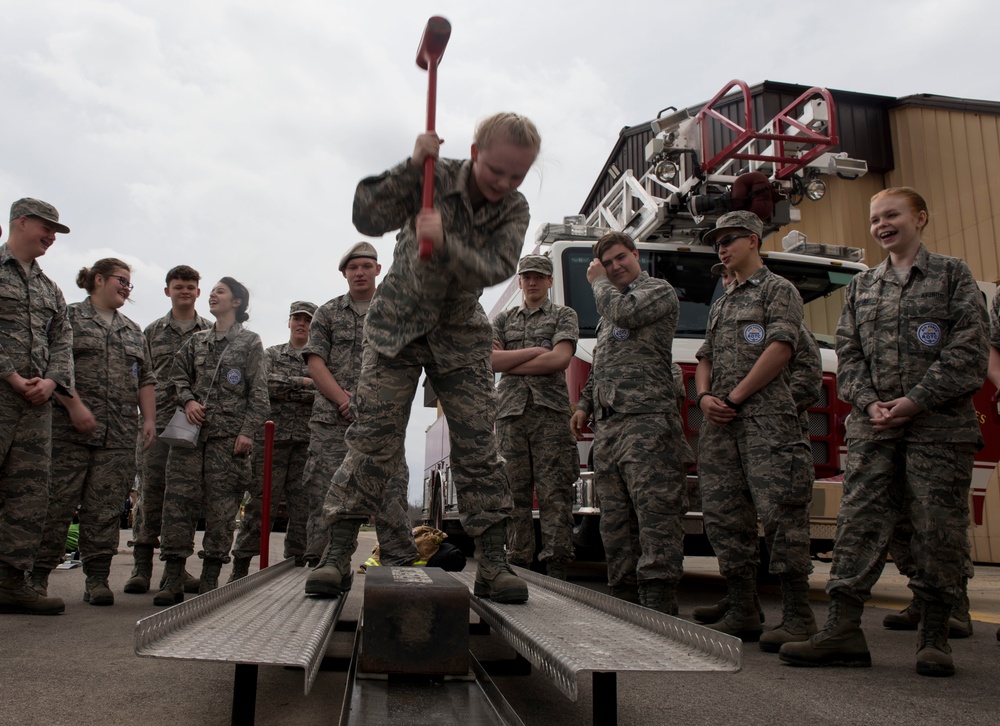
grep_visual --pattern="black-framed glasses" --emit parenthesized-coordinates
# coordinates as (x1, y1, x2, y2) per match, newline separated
(713, 233, 747, 251)
(107, 274, 134, 291)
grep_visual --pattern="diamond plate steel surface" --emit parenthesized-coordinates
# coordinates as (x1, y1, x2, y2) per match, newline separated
(455, 568, 741, 701)
(135, 558, 345, 694)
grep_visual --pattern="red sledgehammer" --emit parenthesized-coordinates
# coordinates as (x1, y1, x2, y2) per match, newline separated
(415, 16, 452, 260)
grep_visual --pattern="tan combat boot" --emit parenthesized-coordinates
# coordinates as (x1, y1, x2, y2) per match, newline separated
(759, 575, 817, 652)
(916, 600, 955, 677)
(83, 556, 115, 606)
(473, 521, 528, 603)
(198, 558, 224, 594)
(779, 595, 871, 667)
(124, 544, 154, 594)
(27, 566, 52, 598)
(228, 556, 252, 583)
(304, 519, 362, 597)
(639, 579, 679, 616)
(152, 557, 186, 606)
(706, 578, 763, 642)
(0, 563, 65, 615)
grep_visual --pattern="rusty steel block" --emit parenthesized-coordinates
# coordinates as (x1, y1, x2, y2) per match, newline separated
(359, 567, 470, 675)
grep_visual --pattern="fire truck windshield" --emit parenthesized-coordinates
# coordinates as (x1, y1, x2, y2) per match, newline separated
(561, 246, 859, 339)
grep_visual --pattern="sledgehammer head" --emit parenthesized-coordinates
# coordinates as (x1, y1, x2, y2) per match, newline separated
(416, 16, 451, 70)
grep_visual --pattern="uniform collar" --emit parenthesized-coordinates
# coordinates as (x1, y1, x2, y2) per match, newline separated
(873, 243, 929, 284)
(0, 243, 39, 275)
(517, 297, 552, 316)
(81, 296, 123, 329)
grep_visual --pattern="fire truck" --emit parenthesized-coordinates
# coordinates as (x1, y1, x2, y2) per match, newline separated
(423, 80, 1000, 564)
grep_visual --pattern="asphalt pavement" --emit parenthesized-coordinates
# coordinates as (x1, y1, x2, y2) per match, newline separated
(1, 531, 998, 726)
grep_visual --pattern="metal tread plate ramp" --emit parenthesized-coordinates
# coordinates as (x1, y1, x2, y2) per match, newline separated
(135, 557, 346, 723)
(455, 567, 741, 717)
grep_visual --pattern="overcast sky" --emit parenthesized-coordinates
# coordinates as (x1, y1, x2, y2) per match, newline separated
(3, 0, 997, 502)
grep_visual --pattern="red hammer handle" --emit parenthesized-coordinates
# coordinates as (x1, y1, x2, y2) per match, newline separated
(415, 16, 451, 260)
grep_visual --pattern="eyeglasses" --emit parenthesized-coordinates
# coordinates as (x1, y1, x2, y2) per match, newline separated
(107, 274, 134, 291)
(712, 233, 747, 251)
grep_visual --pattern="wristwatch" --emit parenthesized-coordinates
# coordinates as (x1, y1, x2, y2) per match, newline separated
(722, 395, 741, 411)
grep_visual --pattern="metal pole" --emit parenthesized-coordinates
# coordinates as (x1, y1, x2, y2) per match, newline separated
(260, 420, 274, 569)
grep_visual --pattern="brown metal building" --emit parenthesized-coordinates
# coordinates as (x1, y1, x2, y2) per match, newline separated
(578, 80, 1000, 561)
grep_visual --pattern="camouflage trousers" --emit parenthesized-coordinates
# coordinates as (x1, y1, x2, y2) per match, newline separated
(827, 439, 974, 607)
(232, 441, 310, 560)
(325, 338, 512, 539)
(159, 436, 252, 562)
(0, 389, 52, 571)
(592, 411, 687, 586)
(888, 515, 975, 580)
(305, 419, 416, 565)
(131, 437, 171, 547)
(35, 441, 133, 569)
(699, 414, 813, 580)
(497, 403, 576, 566)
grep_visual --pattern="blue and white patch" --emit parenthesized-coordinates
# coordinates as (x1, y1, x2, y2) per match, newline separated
(916, 322, 942, 347)
(540, 339, 553, 350)
(131, 362, 139, 378)
(226, 369, 242, 385)
(612, 326, 630, 341)
(743, 323, 765, 345)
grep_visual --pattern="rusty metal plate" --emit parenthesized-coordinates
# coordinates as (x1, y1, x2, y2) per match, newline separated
(360, 567, 469, 675)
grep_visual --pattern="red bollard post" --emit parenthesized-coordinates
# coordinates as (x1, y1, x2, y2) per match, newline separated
(260, 420, 275, 569)
(415, 15, 452, 260)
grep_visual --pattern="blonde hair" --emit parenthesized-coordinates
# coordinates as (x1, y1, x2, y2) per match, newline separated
(474, 112, 541, 153)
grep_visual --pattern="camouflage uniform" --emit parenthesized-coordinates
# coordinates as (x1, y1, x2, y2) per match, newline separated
(35, 298, 154, 569)
(829, 244, 988, 607)
(991, 286, 1000, 350)
(132, 311, 212, 548)
(697, 266, 811, 579)
(324, 157, 525, 538)
(576, 271, 688, 587)
(233, 341, 314, 560)
(160, 324, 270, 562)
(301, 294, 416, 565)
(0, 243, 73, 571)
(493, 298, 579, 567)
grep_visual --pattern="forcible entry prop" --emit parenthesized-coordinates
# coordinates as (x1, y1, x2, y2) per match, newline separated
(415, 16, 452, 260)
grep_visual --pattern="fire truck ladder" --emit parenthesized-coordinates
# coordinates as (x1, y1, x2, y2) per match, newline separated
(586, 80, 862, 242)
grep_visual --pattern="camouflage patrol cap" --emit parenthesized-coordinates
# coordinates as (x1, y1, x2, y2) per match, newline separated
(702, 210, 763, 248)
(10, 198, 70, 234)
(517, 254, 553, 276)
(711, 262, 727, 277)
(288, 301, 317, 318)
(338, 241, 378, 271)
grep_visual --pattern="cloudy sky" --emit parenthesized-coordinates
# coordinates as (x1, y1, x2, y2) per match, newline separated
(3, 0, 997, 501)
